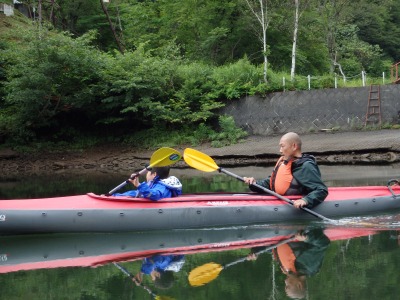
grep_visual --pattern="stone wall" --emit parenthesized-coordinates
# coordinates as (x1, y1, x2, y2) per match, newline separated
(220, 84, 400, 135)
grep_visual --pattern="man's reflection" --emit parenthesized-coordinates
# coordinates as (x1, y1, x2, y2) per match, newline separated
(248, 227, 330, 299)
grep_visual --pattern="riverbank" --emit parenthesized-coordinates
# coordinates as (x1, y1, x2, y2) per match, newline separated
(0, 129, 399, 176)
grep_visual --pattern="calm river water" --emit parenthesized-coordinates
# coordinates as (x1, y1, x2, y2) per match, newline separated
(0, 164, 400, 299)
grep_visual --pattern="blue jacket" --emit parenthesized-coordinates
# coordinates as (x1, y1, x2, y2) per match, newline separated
(113, 176, 182, 201)
(140, 255, 185, 274)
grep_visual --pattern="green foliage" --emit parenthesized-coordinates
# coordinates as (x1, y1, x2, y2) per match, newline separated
(3, 28, 104, 141)
(210, 115, 248, 148)
(335, 24, 384, 76)
(116, 115, 247, 149)
(121, 124, 216, 149)
(172, 62, 224, 123)
(210, 57, 263, 99)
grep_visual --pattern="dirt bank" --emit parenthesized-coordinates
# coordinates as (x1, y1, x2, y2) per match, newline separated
(0, 130, 399, 176)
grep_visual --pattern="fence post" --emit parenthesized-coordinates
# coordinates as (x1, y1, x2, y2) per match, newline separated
(334, 73, 337, 88)
(308, 75, 311, 90)
(382, 72, 385, 85)
(283, 77, 286, 91)
(361, 71, 366, 86)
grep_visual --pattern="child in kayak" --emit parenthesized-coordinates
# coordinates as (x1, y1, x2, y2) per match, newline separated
(112, 166, 182, 200)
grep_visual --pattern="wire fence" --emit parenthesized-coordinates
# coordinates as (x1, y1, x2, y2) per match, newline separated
(281, 71, 389, 92)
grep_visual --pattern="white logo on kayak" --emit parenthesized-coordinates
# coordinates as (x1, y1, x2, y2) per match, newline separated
(0, 215, 5, 222)
(207, 201, 229, 206)
(210, 243, 231, 248)
(0, 254, 7, 261)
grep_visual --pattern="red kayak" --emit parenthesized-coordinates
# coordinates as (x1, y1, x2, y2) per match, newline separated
(0, 185, 399, 234)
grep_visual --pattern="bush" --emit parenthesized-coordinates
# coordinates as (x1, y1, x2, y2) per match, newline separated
(210, 115, 248, 147)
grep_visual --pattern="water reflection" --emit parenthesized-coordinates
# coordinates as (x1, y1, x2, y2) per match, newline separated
(0, 226, 300, 274)
(113, 262, 171, 299)
(247, 227, 330, 299)
(0, 224, 393, 299)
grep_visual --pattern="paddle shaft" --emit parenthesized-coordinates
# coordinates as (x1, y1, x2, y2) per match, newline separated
(107, 169, 146, 195)
(224, 235, 297, 268)
(113, 262, 157, 297)
(218, 167, 335, 223)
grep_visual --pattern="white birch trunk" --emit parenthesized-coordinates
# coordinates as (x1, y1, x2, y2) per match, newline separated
(290, 0, 299, 81)
(260, 0, 268, 83)
(245, 0, 269, 83)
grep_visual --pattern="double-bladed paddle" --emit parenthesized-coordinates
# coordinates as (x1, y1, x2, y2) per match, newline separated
(183, 148, 335, 223)
(188, 235, 296, 287)
(106, 147, 181, 195)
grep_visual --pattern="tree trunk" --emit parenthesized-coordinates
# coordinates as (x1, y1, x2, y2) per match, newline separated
(38, 0, 42, 24)
(100, 0, 125, 54)
(260, 0, 268, 83)
(290, 0, 299, 81)
(49, 0, 56, 26)
(245, 0, 269, 83)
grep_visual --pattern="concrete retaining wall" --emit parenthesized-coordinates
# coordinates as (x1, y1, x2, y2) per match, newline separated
(220, 85, 400, 135)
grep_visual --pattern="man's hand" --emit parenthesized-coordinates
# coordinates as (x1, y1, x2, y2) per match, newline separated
(243, 177, 256, 185)
(293, 198, 307, 208)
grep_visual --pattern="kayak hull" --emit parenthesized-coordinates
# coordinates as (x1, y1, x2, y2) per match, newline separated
(1, 186, 399, 234)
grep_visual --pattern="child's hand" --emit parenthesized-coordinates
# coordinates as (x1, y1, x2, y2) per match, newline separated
(130, 176, 140, 187)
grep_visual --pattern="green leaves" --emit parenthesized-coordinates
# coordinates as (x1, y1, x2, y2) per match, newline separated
(3, 28, 104, 140)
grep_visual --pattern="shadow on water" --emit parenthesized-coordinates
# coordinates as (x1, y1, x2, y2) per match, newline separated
(0, 164, 400, 299)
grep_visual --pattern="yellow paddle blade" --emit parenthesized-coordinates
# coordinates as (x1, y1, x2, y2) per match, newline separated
(155, 296, 175, 300)
(183, 148, 219, 173)
(188, 262, 224, 287)
(149, 147, 181, 167)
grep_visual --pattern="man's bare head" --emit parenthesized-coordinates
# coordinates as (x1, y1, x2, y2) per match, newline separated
(282, 132, 302, 149)
(279, 132, 302, 159)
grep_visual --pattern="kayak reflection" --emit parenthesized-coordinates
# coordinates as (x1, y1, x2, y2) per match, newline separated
(0, 225, 300, 274)
(0, 225, 380, 299)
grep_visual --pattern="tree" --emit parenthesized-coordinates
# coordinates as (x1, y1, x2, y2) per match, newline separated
(290, 0, 311, 80)
(290, 0, 299, 81)
(316, 0, 352, 77)
(244, 0, 270, 83)
(99, 0, 125, 53)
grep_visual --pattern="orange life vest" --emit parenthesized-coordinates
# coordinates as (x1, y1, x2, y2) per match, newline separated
(270, 157, 301, 195)
(274, 243, 297, 274)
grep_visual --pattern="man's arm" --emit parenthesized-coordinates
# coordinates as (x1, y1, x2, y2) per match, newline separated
(294, 161, 328, 208)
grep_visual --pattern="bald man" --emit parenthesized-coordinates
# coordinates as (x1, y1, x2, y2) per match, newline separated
(244, 132, 328, 208)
